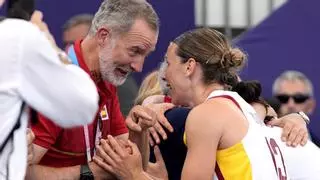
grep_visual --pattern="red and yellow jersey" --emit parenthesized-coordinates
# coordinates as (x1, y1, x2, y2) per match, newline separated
(184, 90, 288, 180)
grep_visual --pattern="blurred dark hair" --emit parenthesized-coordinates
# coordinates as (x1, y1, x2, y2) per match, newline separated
(265, 97, 281, 114)
(232, 80, 270, 108)
(232, 80, 262, 104)
(7, 0, 35, 20)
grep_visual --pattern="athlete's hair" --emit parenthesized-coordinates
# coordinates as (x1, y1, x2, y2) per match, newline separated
(134, 71, 162, 105)
(172, 28, 247, 88)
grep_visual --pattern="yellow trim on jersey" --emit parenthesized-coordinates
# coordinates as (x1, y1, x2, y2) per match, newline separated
(216, 142, 253, 180)
(183, 132, 252, 179)
(183, 132, 187, 146)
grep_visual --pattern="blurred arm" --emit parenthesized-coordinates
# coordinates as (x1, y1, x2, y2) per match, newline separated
(19, 26, 98, 127)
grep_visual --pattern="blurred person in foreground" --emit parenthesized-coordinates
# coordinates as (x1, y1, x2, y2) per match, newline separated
(0, 1, 99, 179)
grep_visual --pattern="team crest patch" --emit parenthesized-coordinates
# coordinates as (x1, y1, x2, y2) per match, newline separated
(100, 105, 109, 120)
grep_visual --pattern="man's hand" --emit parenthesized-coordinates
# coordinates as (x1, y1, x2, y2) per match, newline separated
(146, 146, 168, 180)
(26, 128, 35, 165)
(93, 135, 144, 180)
(146, 103, 175, 146)
(267, 113, 309, 147)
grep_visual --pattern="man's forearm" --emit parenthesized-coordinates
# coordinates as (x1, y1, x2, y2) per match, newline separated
(26, 162, 115, 180)
(25, 164, 80, 180)
(129, 130, 150, 170)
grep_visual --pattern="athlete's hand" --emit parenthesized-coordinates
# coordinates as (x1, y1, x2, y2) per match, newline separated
(126, 105, 157, 132)
(266, 113, 308, 147)
(146, 103, 175, 146)
(94, 136, 144, 180)
(146, 146, 168, 180)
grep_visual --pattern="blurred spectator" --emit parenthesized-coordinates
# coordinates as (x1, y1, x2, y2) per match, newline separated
(272, 70, 315, 117)
(272, 70, 319, 147)
(0, 9, 98, 179)
(62, 14, 93, 48)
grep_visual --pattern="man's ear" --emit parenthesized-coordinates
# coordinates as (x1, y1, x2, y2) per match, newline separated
(185, 58, 197, 77)
(306, 98, 316, 114)
(96, 27, 110, 47)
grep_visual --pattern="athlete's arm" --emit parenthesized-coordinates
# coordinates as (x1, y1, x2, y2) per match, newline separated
(19, 23, 98, 128)
(252, 103, 308, 147)
(181, 103, 222, 180)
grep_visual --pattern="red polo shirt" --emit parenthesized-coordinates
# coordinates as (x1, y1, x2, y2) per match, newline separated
(31, 40, 128, 167)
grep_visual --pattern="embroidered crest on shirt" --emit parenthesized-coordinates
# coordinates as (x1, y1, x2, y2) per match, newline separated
(100, 105, 109, 121)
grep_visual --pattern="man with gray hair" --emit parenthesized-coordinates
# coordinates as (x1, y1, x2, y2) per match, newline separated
(272, 70, 315, 117)
(62, 13, 139, 117)
(26, 0, 172, 179)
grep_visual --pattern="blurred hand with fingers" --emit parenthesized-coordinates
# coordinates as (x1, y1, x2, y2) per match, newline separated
(145, 103, 175, 146)
(30, 10, 57, 49)
(126, 105, 157, 133)
(146, 146, 168, 180)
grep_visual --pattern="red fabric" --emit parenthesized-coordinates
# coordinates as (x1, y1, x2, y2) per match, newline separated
(164, 96, 172, 103)
(31, 40, 128, 167)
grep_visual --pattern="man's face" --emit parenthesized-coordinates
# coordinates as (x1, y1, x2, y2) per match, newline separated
(98, 19, 158, 86)
(275, 80, 315, 117)
(63, 23, 91, 48)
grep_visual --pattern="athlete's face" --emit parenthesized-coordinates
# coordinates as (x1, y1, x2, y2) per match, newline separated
(164, 43, 194, 107)
(98, 19, 158, 86)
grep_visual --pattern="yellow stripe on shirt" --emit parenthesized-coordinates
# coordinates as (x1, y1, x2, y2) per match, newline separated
(216, 142, 253, 180)
(183, 132, 252, 179)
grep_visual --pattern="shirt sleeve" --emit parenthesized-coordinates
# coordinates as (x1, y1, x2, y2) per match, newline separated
(18, 24, 99, 128)
(31, 113, 62, 149)
(110, 87, 128, 136)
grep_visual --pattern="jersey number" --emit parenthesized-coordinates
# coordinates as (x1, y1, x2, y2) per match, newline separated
(265, 138, 287, 180)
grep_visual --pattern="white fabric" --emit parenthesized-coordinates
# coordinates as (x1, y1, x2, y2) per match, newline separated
(0, 19, 99, 179)
(263, 127, 320, 180)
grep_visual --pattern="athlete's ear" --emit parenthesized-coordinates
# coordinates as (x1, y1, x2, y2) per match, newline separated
(185, 58, 196, 77)
(96, 27, 111, 47)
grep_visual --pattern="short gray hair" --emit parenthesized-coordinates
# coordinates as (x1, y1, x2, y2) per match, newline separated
(272, 70, 314, 96)
(63, 14, 94, 32)
(89, 0, 159, 36)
